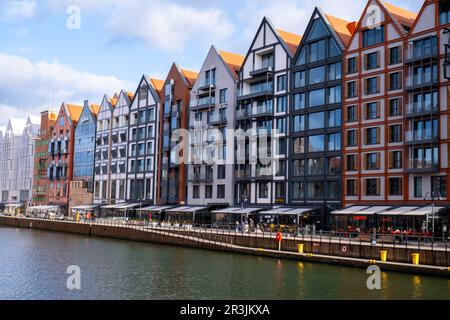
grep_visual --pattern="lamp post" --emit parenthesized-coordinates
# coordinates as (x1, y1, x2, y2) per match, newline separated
(424, 191, 443, 238)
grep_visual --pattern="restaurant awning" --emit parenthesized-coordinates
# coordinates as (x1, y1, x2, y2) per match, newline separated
(402, 206, 445, 216)
(378, 206, 420, 216)
(353, 206, 393, 215)
(260, 207, 294, 215)
(101, 204, 124, 209)
(211, 207, 243, 214)
(115, 203, 142, 211)
(166, 206, 208, 213)
(260, 207, 314, 216)
(135, 205, 174, 212)
(331, 206, 370, 215)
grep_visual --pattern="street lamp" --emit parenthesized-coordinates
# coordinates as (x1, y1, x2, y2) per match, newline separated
(424, 191, 443, 238)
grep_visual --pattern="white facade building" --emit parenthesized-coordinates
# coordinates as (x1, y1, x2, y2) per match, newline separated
(0, 117, 39, 203)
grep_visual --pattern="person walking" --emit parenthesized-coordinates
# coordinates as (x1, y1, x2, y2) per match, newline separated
(235, 221, 240, 232)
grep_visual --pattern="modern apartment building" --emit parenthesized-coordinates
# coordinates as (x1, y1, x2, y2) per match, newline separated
(0, 118, 27, 202)
(18, 116, 40, 203)
(187, 46, 244, 207)
(0, 129, 3, 200)
(69, 101, 100, 210)
(403, 0, 450, 203)
(32, 111, 58, 205)
(93, 91, 132, 205)
(94, 94, 117, 205)
(234, 17, 301, 208)
(289, 9, 355, 222)
(126, 76, 163, 203)
(343, 0, 417, 206)
(156, 63, 198, 205)
(47, 103, 83, 210)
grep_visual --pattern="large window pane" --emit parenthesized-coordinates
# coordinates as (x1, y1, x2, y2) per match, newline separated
(308, 112, 324, 130)
(308, 135, 325, 152)
(309, 89, 325, 107)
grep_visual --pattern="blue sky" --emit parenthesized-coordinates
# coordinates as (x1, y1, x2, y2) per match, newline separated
(0, 0, 423, 127)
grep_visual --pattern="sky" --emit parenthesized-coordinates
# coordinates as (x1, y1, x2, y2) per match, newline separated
(0, 0, 423, 127)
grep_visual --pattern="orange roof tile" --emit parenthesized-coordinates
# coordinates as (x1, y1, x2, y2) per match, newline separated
(149, 78, 164, 93)
(180, 68, 199, 86)
(218, 50, 245, 79)
(382, 1, 417, 28)
(325, 14, 355, 46)
(126, 91, 135, 101)
(66, 104, 83, 122)
(277, 29, 302, 56)
(89, 104, 101, 116)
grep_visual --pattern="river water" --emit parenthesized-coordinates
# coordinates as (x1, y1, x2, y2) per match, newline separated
(0, 226, 448, 300)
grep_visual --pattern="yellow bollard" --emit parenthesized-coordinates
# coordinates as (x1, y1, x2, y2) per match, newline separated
(380, 250, 388, 262)
(298, 244, 304, 254)
(411, 253, 420, 265)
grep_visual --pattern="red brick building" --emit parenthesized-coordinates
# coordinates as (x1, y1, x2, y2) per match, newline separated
(47, 103, 83, 212)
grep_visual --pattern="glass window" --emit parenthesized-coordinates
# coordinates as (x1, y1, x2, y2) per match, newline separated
(414, 176, 422, 198)
(219, 89, 228, 104)
(309, 89, 325, 107)
(389, 178, 403, 196)
(292, 159, 305, 177)
(296, 47, 306, 66)
(293, 115, 305, 132)
(308, 112, 324, 130)
(347, 57, 358, 74)
(277, 96, 287, 113)
(362, 26, 384, 47)
(308, 66, 325, 85)
(389, 98, 402, 117)
(307, 158, 324, 176)
(277, 75, 286, 91)
(366, 52, 379, 70)
(328, 157, 341, 175)
(309, 40, 326, 63)
(328, 133, 341, 151)
(365, 178, 380, 196)
(292, 182, 304, 200)
(276, 118, 286, 134)
(307, 181, 324, 199)
(329, 39, 340, 57)
(293, 137, 305, 154)
(292, 93, 305, 110)
(327, 109, 341, 128)
(258, 182, 269, 198)
(328, 62, 342, 81)
(308, 135, 325, 152)
(328, 85, 341, 104)
(347, 105, 357, 122)
(432, 176, 447, 197)
(294, 71, 305, 88)
(308, 18, 328, 40)
(389, 46, 401, 64)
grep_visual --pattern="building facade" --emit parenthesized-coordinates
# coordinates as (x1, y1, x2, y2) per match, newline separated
(234, 17, 301, 208)
(69, 101, 100, 210)
(403, 0, 450, 203)
(0, 118, 27, 202)
(156, 63, 198, 205)
(18, 116, 40, 204)
(343, 0, 417, 206)
(126, 76, 163, 204)
(289, 9, 354, 223)
(32, 111, 57, 205)
(94, 94, 117, 205)
(47, 103, 83, 210)
(187, 46, 244, 207)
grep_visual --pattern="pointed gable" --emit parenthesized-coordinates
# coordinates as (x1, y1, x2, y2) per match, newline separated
(382, 1, 417, 31)
(325, 14, 355, 47)
(66, 103, 83, 123)
(276, 29, 302, 56)
(180, 68, 199, 87)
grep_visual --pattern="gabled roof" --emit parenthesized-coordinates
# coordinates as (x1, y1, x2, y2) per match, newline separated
(66, 104, 83, 123)
(180, 68, 199, 86)
(382, 1, 417, 30)
(89, 104, 101, 116)
(149, 78, 164, 95)
(325, 14, 355, 46)
(217, 48, 245, 80)
(276, 29, 302, 56)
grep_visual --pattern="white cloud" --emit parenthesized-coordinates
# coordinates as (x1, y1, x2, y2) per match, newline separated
(1, 0, 36, 21)
(0, 53, 131, 126)
(44, 0, 234, 53)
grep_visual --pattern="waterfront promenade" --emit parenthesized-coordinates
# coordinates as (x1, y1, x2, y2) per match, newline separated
(1, 214, 449, 277)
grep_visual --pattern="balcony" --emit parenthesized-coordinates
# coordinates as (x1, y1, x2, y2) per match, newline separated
(406, 159, 439, 173)
(253, 166, 272, 180)
(237, 82, 274, 101)
(190, 97, 215, 111)
(405, 129, 439, 145)
(197, 80, 216, 93)
(236, 108, 251, 120)
(405, 46, 438, 64)
(249, 66, 274, 78)
(405, 103, 438, 117)
(209, 113, 227, 125)
(252, 104, 273, 118)
(188, 172, 214, 183)
(405, 75, 438, 91)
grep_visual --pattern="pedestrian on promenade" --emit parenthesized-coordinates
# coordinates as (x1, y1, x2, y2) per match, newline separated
(235, 221, 240, 232)
(371, 227, 377, 245)
(249, 218, 254, 232)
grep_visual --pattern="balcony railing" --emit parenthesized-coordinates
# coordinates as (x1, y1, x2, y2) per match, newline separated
(407, 159, 439, 172)
(405, 129, 438, 143)
(190, 97, 215, 109)
(252, 104, 273, 117)
(406, 45, 438, 63)
(188, 172, 214, 183)
(235, 168, 251, 179)
(406, 103, 438, 116)
(209, 112, 227, 125)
